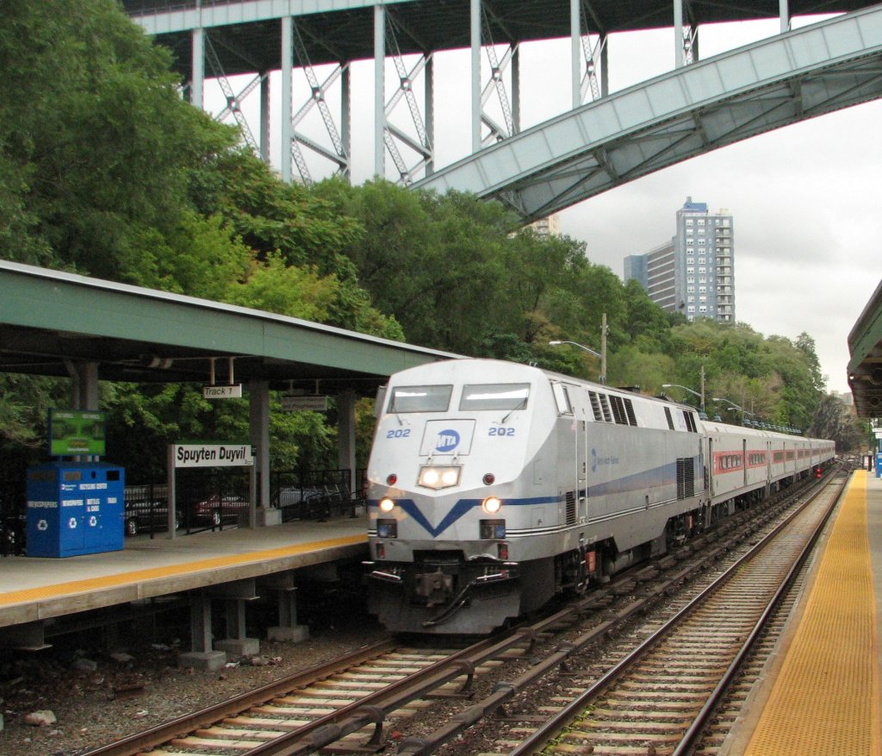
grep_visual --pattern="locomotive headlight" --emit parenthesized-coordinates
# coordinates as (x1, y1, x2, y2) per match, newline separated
(417, 465, 461, 490)
(379, 497, 396, 512)
(482, 496, 502, 514)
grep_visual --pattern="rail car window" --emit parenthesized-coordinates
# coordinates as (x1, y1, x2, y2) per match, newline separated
(683, 411, 698, 433)
(664, 407, 675, 431)
(460, 383, 530, 411)
(388, 385, 452, 413)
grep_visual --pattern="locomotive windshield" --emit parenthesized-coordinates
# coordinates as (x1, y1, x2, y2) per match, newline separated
(459, 383, 530, 411)
(388, 384, 452, 413)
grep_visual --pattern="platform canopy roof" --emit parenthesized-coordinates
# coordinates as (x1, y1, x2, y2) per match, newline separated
(0, 261, 457, 395)
(848, 281, 882, 418)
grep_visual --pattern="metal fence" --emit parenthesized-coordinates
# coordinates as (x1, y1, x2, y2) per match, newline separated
(123, 467, 367, 537)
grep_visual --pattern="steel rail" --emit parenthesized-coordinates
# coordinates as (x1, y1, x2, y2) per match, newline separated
(506, 473, 843, 756)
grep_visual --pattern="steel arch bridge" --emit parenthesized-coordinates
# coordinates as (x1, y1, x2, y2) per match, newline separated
(415, 6, 882, 220)
(125, 1, 882, 221)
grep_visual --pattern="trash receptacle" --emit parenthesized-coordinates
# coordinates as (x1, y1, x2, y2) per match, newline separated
(26, 461, 125, 557)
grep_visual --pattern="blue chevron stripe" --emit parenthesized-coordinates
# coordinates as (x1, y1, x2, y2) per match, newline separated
(368, 459, 691, 538)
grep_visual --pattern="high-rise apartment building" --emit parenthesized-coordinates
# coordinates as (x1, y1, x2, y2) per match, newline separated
(624, 198, 735, 323)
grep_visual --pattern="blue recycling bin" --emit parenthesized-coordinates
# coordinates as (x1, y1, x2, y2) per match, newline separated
(26, 461, 125, 557)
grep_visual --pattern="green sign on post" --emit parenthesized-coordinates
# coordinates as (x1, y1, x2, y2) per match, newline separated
(48, 409, 106, 457)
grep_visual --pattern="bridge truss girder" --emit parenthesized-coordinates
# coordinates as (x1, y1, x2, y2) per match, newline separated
(414, 6, 882, 222)
(137, 0, 615, 186)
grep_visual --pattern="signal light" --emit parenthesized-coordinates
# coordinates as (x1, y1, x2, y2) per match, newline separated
(483, 473, 495, 485)
(386, 473, 397, 486)
(379, 498, 395, 512)
(482, 496, 502, 514)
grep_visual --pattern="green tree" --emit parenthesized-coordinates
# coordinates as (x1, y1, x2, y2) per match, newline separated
(0, 0, 238, 280)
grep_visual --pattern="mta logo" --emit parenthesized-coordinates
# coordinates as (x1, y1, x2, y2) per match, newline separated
(435, 429, 460, 453)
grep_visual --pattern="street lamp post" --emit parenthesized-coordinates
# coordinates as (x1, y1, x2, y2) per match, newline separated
(712, 397, 755, 426)
(549, 340, 606, 384)
(661, 383, 705, 414)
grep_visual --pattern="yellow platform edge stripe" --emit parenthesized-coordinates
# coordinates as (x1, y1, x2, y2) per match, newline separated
(743, 471, 882, 756)
(0, 534, 367, 607)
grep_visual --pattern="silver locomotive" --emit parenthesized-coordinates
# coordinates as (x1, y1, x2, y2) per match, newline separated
(365, 359, 834, 634)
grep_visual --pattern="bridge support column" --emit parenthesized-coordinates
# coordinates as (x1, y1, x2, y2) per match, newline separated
(281, 15, 293, 183)
(374, 4, 386, 177)
(260, 70, 271, 164)
(470, 0, 481, 152)
(780, 0, 791, 32)
(191, 25, 205, 109)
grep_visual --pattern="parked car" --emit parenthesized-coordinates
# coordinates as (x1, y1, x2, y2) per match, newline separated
(191, 493, 249, 527)
(124, 494, 179, 537)
(0, 512, 25, 556)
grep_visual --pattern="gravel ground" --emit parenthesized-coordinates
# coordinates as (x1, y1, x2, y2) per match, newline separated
(0, 605, 388, 756)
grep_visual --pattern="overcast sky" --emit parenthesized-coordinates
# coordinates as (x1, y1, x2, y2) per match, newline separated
(551, 20, 882, 397)
(212, 14, 880, 395)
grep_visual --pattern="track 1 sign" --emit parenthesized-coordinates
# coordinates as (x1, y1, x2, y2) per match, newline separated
(203, 385, 242, 399)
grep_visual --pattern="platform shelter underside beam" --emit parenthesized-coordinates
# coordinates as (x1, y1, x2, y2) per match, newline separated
(848, 281, 882, 417)
(415, 6, 882, 221)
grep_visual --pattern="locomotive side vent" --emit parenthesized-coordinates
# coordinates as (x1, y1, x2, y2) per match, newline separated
(565, 491, 577, 525)
(677, 458, 695, 499)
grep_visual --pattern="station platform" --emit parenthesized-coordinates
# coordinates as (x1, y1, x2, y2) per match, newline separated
(727, 469, 882, 755)
(0, 515, 368, 649)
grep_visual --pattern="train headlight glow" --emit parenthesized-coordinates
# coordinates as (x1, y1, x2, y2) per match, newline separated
(417, 465, 461, 489)
(482, 496, 502, 514)
(379, 497, 395, 512)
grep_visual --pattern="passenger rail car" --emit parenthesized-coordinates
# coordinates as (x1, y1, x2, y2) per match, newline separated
(365, 359, 834, 634)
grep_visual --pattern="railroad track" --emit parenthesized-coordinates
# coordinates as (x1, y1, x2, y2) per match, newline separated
(83, 627, 545, 755)
(474, 473, 846, 756)
(83, 472, 842, 756)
